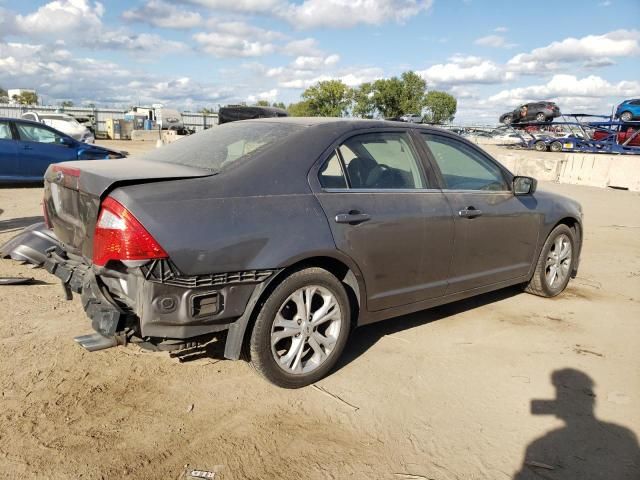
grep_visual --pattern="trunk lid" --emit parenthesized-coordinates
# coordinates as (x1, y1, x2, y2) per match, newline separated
(43, 159, 213, 258)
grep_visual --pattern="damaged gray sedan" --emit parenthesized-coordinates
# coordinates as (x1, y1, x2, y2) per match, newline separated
(43, 118, 583, 388)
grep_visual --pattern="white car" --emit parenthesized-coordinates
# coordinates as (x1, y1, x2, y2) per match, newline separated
(400, 113, 423, 123)
(21, 112, 95, 143)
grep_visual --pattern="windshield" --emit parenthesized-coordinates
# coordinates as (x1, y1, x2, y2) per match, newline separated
(41, 115, 81, 127)
(139, 121, 305, 171)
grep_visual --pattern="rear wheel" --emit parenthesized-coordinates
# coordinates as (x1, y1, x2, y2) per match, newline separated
(502, 115, 513, 125)
(620, 111, 633, 122)
(534, 140, 548, 152)
(524, 224, 575, 297)
(249, 268, 351, 388)
(535, 112, 547, 122)
(550, 141, 563, 152)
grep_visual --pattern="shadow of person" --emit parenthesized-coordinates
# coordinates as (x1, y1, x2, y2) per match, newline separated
(515, 368, 640, 479)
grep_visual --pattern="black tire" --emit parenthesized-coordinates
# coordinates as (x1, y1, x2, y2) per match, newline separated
(524, 224, 576, 297)
(550, 141, 563, 152)
(534, 140, 548, 152)
(249, 268, 351, 388)
(535, 112, 547, 122)
(502, 115, 513, 125)
(620, 111, 633, 122)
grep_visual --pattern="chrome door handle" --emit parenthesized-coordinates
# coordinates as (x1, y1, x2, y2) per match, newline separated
(458, 207, 483, 218)
(335, 212, 371, 225)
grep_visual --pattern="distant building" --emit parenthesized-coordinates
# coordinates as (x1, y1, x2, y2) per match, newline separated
(8, 88, 37, 104)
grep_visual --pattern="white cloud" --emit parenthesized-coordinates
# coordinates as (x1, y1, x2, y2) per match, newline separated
(488, 74, 640, 106)
(494, 26, 508, 33)
(507, 30, 640, 73)
(278, 67, 382, 89)
(94, 31, 187, 52)
(418, 56, 513, 86)
(474, 34, 516, 49)
(279, 0, 433, 29)
(247, 88, 279, 102)
(193, 22, 284, 57)
(14, 0, 104, 37)
(122, 0, 202, 29)
(281, 38, 322, 56)
(185, 0, 283, 12)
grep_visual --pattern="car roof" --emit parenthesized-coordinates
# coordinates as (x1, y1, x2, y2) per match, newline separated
(237, 116, 448, 133)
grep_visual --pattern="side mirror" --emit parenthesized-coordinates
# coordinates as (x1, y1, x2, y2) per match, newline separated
(59, 136, 75, 146)
(513, 176, 537, 196)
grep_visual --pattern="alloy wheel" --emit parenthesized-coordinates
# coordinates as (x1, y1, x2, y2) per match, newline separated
(545, 234, 572, 288)
(270, 285, 342, 374)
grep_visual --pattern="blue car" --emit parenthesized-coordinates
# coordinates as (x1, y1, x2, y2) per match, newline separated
(0, 117, 126, 183)
(615, 99, 640, 122)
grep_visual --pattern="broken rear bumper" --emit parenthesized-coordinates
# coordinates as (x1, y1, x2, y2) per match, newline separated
(45, 250, 279, 354)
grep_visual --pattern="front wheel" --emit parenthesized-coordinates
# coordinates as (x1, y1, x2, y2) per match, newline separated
(249, 268, 351, 388)
(524, 224, 576, 297)
(535, 112, 547, 122)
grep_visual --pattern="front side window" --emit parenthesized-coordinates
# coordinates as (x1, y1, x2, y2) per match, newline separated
(0, 121, 12, 140)
(421, 134, 509, 191)
(16, 123, 64, 144)
(338, 132, 425, 189)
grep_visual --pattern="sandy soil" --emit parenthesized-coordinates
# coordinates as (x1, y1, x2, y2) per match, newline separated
(1, 163, 639, 479)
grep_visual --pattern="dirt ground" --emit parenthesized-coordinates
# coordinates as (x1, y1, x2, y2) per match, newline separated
(0, 142, 639, 479)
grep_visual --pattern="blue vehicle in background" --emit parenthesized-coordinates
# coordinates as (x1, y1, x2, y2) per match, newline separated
(615, 99, 640, 122)
(0, 117, 126, 183)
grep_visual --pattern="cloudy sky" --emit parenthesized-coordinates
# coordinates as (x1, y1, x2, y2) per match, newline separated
(0, 0, 639, 122)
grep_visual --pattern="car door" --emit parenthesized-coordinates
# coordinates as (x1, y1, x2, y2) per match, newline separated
(419, 132, 541, 294)
(0, 120, 19, 180)
(311, 130, 454, 311)
(14, 121, 77, 180)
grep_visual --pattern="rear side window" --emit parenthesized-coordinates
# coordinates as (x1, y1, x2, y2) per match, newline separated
(139, 121, 304, 171)
(0, 121, 12, 140)
(338, 132, 425, 189)
(421, 134, 509, 191)
(319, 152, 347, 189)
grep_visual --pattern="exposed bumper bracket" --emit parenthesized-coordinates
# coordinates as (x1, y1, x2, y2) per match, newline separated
(74, 333, 118, 352)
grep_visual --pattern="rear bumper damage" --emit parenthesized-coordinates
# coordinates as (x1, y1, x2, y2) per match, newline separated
(45, 249, 278, 356)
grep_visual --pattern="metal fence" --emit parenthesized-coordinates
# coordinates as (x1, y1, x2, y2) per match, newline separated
(0, 104, 218, 135)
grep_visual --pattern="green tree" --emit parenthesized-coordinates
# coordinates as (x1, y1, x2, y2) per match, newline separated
(370, 76, 404, 118)
(287, 100, 313, 117)
(352, 82, 375, 118)
(12, 91, 38, 105)
(398, 71, 428, 116)
(423, 91, 457, 124)
(354, 71, 427, 118)
(255, 100, 270, 107)
(60, 100, 74, 108)
(301, 80, 352, 117)
(0, 86, 7, 98)
(272, 101, 286, 109)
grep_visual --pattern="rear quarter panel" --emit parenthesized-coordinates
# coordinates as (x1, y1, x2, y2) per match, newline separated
(110, 177, 339, 276)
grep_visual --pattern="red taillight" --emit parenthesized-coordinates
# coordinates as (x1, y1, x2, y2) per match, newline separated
(93, 197, 167, 266)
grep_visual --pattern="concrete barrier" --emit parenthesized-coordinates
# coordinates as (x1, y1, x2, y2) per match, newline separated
(479, 145, 640, 191)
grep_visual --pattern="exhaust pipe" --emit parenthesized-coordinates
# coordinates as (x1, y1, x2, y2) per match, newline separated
(74, 333, 119, 352)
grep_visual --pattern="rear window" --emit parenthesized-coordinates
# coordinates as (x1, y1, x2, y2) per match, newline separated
(140, 121, 304, 171)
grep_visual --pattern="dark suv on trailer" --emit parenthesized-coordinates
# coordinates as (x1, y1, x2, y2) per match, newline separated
(500, 102, 561, 124)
